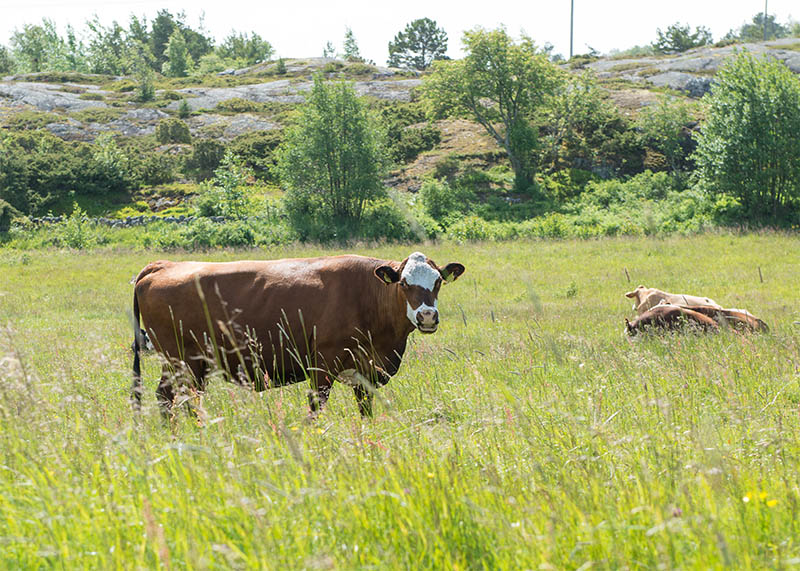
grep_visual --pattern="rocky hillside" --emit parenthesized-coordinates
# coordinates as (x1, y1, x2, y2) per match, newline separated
(1, 40, 799, 197)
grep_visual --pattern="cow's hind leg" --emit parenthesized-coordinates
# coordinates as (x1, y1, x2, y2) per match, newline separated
(155, 359, 207, 422)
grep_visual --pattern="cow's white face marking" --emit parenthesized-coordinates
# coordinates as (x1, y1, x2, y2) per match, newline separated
(401, 252, 439, 291)
(400, 252, 441, 330)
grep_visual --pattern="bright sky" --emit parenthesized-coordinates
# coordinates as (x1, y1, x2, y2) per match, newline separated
(0, 0, 797, 64)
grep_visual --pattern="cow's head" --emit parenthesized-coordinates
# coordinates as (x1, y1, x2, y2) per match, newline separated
(374, 252, 465, 334)
(625, 285, 647, 310)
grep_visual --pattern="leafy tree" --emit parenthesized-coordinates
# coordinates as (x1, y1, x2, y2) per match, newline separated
(162, 28, 192, 77)
(726, 12, 788, 42)
(218, 32, 273, 66)
(276, 76, 387, 235)
(194, 151, 253, 218)
(127, 15, 150, 47)
(342, 27, 362, 62)
(150, 9, 177, 68)
(387, 18, 448, 70)
(694, 51, 800, 219)
(541, 71, 631, 177)
(85, 17, 129, 74)
(64, 25, 87, 72)
(10, 19, 66, 72)
(637, 96, 694, 175)
(129, 40, 155, 101)
(653, 23, 712, 54)
(422, 27, 563, 191)
(0, 45, 15, 74)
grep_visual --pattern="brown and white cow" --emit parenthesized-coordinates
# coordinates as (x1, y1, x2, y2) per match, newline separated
(131, 252, 465, 418)
(625, 285, 721, 314)
(624, 304, 719, 336)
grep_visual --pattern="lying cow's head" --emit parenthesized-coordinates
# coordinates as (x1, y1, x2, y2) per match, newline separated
(374, 252, 465, 334)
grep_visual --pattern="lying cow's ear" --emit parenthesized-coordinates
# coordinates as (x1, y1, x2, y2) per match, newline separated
(440, 263, 465, 283)
(375, 265, 401, 284)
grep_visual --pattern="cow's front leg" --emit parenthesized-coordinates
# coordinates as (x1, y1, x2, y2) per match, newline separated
(353, 384, 373, 418)
(307, 376, 332, 420)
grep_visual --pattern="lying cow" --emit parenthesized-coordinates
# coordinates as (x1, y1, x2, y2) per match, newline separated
(624, 304, 719, 336)
(678, 305, 769, 333)
(131, 252, 465, 418)
(625, 285, 721, 314)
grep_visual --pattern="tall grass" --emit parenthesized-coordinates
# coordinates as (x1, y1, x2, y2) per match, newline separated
(0, 233, 799, 568)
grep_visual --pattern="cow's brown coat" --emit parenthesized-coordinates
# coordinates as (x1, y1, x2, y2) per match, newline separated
(131, 254, 464, 417)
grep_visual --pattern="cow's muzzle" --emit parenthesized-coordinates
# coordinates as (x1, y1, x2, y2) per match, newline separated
(416, 308, 439, 333)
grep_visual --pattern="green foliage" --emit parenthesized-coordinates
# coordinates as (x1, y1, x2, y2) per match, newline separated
(162, 28, 192, 78)
(694, 51, 800, 219)
(637, 96, 694, 174)
(0, 199, 20, 233)
(129, 40, 156, 102)
(387, 18, 448, 70)
(55, 202, 99, 248)
(177, 98, 191, 118)
(227, 130, 283, 182)
(70, 107, 125, 123)
(155, 117, 192, 144)
(186, 139, 226, 180)
(422, 27, 563, 191)
(275, 57, 286, 75)
(0, 44, 15, 74)
(342, 27, 363, 62)
(217, 32, 273, 66)
(653, 23, 713, 54)
(419, 178, 475, 224)
(541, 71, 638, 178)
(84, 17, 129, 75)
(276, 76, 388, 237)
(10, 19, 69, 73)
(3, 110, 61, 130)
(725, 12, 789, 42)
(193, 151, 253, 218)
(216, 97, 264, 113)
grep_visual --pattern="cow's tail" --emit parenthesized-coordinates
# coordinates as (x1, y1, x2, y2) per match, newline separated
(131, 289, 143, 412)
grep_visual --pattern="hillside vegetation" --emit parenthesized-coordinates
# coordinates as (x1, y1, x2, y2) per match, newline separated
(1, 12, 800, 246)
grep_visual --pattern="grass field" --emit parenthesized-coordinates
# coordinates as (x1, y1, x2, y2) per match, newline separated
(1, 233, 800, 568)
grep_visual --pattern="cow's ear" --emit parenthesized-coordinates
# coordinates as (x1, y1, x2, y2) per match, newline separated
(440, 263, 465, 283)
(375, 265, 400, 284)
(624, 290, 637, 298)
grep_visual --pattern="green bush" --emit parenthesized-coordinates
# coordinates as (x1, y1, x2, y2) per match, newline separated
(418, 178, 475, 222)
(694, 51, 800, 220)
(0, 199, 20, 233)
(227, 130, 283, 181)
(187, 139, 226, 181)
(155, 117, 192, 144)
(216, 98, 265, 113)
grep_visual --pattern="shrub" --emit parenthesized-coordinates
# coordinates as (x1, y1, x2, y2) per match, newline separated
(418, 178, 475, 222)
(187, 139, 226, 181)
(694, 51, 800, 220)
(227, 130, 283, 181)
(216, 98, 264, 113)
(155, 117, 192, 144)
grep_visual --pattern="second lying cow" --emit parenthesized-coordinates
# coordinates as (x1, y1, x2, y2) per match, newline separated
(625, 305, 719, 336)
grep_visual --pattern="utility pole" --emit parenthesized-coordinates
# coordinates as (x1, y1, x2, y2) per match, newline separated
(763, 0, 768, 41)
(570, 0, 574, 59)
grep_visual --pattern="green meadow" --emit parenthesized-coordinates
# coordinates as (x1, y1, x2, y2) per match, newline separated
(1, 232, 800, 569)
